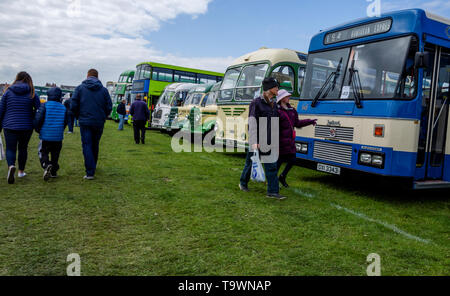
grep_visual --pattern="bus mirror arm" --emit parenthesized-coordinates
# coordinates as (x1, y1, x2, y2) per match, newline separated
(414, 51, 430, 69)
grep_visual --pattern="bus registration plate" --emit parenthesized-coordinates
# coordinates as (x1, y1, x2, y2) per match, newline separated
(317, 163, 341, 175)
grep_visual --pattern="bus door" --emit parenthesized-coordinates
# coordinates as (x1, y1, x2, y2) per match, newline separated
(420, 45, 450, 180)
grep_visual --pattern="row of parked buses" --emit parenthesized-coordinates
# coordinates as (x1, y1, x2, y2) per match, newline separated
(111, 9, 449, 190)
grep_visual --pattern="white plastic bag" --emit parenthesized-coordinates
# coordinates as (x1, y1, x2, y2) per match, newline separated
(0, 134, 5, 161)
(251, 150, 266, 183)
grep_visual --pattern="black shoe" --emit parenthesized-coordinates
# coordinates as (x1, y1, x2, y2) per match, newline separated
(279, 175, 289, 188)
(141, 140, 145, 145)
(43, 165, 53, 181)
(267, 193, 287, 200)
(7, 166, 16, 184)
(239, 183, 249, 192)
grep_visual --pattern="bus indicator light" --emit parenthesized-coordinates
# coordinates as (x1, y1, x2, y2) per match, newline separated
(374, 125, 384, 137)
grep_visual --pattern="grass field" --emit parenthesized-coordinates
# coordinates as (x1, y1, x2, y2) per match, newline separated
(0, 121, 449, 276)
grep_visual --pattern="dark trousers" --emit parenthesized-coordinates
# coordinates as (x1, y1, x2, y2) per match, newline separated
(240, 150, 279, 194)
(67, 113, 74, 132)
(133, 120, 147, 144)
(277, 153, 296, 178)
(80, 126, 104, 177)
(3, 129, 33, 170)
(39, 141, 62, 174)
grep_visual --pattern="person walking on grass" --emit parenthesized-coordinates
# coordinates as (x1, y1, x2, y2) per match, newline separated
(64, 94, 75, 134)
(35, 87, 68, 181)
(239, 77, 286, 200)
(276, 89, 317, 188)
(0, 72, 40, 184)
(117, 99, 127, 131)
(129, 94, 149, 144)
(71, 69, 112, 180)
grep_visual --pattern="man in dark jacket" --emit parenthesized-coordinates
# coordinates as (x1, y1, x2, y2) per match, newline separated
(129, 95, 149, 144)
(35, 87, 68, 180)
(239, 77, 286, 200)
(63, 95, 74, 133)
(71, 69, 112, 180)
(117, 99, 127, 131)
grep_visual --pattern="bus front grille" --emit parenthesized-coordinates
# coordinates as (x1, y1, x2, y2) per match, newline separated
(222, 107, 246, 117)
(315, 126, 354, 141)
(313, 141, 353, 165)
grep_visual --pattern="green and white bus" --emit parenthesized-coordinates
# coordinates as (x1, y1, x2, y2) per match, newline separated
(131, 62, 224, 125)
(215, 48, 307, 149)
(111, 70, 135, 121)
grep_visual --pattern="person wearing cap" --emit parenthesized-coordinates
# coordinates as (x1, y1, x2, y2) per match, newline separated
(239, 77, 287, 200)
(276, 89, 317, 188)
(35, 87, 69, 180)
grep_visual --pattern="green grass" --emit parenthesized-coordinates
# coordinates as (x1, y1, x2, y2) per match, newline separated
(0, 121, 449, 276)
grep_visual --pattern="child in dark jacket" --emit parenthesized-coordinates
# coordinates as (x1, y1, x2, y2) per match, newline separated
(276, 90, 317, 188)
(35, 87, 68, 181)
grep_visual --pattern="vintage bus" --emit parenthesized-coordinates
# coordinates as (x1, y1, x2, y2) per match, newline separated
(185, 82, 222, 136)
(151, 83, 196, 130)
(111, 70, 135, 121)
(296, 9, 450, 189)
(215, 48, 307, 149)
(164, 84, 214, 133)
(130, 62, 224, 125)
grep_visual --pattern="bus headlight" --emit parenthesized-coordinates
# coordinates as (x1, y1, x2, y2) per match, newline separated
(372, 155, 384, 167)
(358, 151, 385, 169)
(241, 133, 247, 141)
(296, 142, 308, 154)
(195, 115, 201, 122)
(360, 153, 372, 164)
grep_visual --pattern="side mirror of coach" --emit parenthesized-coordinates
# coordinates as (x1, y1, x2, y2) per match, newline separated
(415, 51, 431, 69)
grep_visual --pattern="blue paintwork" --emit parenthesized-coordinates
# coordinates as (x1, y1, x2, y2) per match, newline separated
(298, 9, 450, 183)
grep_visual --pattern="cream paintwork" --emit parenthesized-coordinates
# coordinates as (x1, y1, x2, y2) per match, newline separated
(297, 115, 422, 153)
(230, 48, 306, 68)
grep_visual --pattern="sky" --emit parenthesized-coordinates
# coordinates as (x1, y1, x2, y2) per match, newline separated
(0, 0, 449, 87)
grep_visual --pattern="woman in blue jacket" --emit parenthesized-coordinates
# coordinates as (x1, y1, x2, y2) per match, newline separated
(0, 72, 41, 184)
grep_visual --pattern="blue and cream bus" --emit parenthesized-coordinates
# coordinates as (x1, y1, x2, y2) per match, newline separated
(296, 9, 450, 189)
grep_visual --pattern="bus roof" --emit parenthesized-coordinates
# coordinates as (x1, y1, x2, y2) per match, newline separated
(188, 83, 215, 94)
(136, 62, 224, 77)
(120, 70, 135, 77)
(228, 48, 307, 68)
(162, 83, 194, 92)
(309, 9, 450, 52)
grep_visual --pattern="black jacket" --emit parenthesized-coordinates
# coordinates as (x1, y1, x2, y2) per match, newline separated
(70, 77, 112, 127)
(117, 103, 126, 116)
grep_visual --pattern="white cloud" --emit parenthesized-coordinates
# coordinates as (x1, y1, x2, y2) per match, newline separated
(0, 0, 233, 87)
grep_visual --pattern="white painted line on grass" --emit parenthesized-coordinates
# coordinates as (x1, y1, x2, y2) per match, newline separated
(292, 188, 316, 199)
(331, 203, 431, 244)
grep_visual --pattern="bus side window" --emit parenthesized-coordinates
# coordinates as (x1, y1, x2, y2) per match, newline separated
(270, 65, 295, 92)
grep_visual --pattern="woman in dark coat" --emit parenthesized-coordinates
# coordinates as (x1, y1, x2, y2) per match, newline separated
(277, 89, 317, 188)
(0, 72, 41, 184)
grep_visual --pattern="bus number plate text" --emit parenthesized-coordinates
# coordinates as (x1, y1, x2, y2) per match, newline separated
(317, 163, 341, 175)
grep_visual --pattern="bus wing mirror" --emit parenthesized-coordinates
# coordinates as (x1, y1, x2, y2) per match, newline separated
(415, 52, 431, 69)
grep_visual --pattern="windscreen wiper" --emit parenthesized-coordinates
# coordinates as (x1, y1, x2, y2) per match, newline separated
(311, 58, 343, 108)
(348, 59, 363, 108)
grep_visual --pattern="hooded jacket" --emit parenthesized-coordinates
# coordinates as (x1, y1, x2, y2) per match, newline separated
(70, 77, 112, 127)
(35, 87, 68, 142)
(0, 82, 41, 131)
(278, 103, 316, 155)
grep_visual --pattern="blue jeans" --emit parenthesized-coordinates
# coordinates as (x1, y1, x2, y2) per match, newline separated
(240, 150, 279, 194)
(67, 113, 74, 132)
(80, 126, 104, 177)
(74, 118, 79, 127)
(3, 129, 33, 170)
(118, 115, 125, 130)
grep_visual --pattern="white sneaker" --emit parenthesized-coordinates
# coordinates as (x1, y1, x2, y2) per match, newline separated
(7, 166, 16, 184)
(83, 175, 95, 180)
(18, 172, 27, 178)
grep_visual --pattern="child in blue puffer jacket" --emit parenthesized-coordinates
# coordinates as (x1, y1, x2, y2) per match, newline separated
(35, 87, 68, 181)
